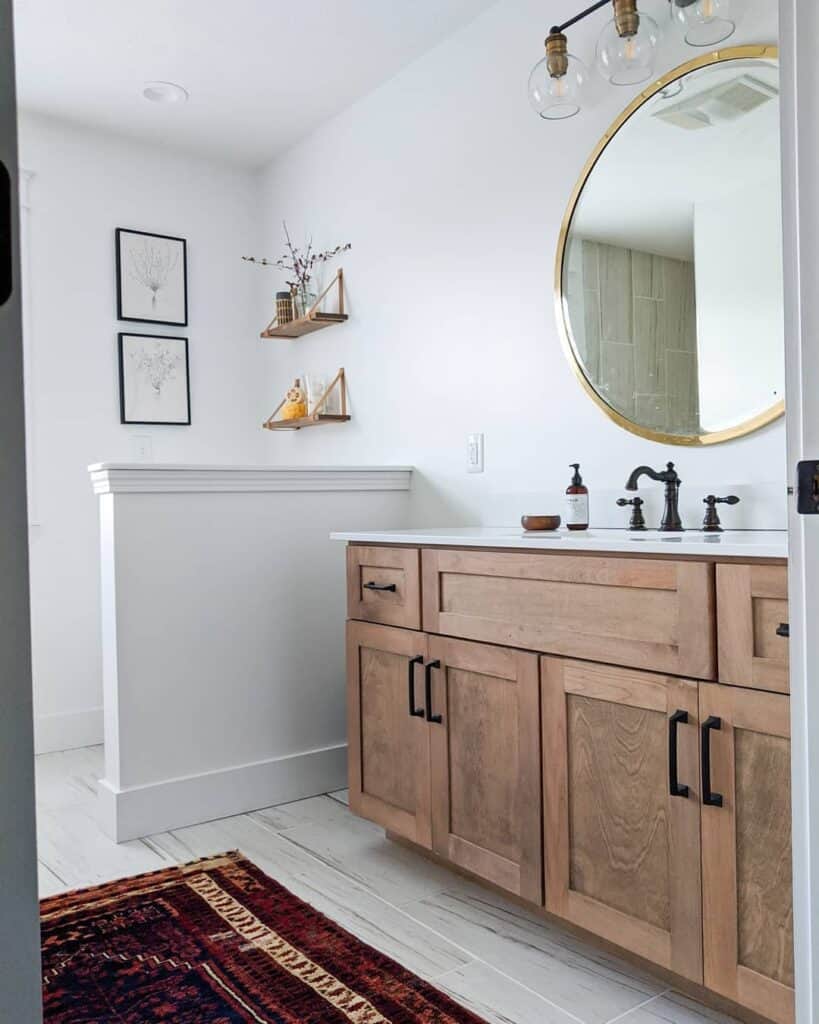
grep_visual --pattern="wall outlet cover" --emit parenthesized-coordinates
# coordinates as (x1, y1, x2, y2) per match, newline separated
(131, 435, 153, 462)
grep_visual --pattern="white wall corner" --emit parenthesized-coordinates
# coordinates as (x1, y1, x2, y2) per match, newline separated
(96, 743, 347, 842)
(34, 706, 104, 755)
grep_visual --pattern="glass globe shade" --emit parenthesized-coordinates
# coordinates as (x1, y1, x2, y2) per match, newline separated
(528, 53, 587, 120)
(670, 0, 736, 47)
(596, 12, 661, 87)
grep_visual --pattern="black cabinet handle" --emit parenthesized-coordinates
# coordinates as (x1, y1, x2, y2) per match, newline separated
(407, 656, 424, 718)
(776, 622, 790, 638)
(363, 581, 397, 592)
(424, 660, 442, 723)
(669, 709, 689, 798)
(701, 716, 723, 807)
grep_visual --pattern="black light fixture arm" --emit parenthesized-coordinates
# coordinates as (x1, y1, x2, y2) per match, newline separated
(554, 0, 611, 34)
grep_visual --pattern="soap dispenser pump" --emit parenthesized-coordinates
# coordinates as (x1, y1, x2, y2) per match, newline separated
(565, 463, 589, 531)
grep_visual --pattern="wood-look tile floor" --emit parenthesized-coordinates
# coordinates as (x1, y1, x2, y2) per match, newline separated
(35, 746, 739, 1024)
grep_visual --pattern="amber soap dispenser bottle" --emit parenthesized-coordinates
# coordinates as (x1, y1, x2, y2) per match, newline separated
(565, 463, 589, 531)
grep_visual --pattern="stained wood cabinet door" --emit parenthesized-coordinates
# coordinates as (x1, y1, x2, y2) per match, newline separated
(717, 564, 789, 693)
(700, 684, 794, 1024)
(346, 621, 432, 847)
(428, 636, 542, 903)
(542, 656, 703, 982)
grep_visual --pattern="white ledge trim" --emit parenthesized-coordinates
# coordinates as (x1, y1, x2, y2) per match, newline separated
(89, 463, 413, 495)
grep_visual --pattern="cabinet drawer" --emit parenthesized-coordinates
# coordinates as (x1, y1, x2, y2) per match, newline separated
(347, 545, 421, 629)
(422, 549, 715, 679)
(717, 565, 789, 693)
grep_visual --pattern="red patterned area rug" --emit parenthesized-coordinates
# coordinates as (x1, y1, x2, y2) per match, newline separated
(41, 850, 485, 1023)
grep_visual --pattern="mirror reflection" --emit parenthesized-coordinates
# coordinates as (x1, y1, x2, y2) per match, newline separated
(560, 52, 784, 443)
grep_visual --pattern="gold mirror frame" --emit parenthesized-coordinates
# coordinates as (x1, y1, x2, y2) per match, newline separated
(555, 45, 783, 447)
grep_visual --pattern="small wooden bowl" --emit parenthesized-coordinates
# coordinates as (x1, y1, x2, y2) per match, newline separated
(521, 514, 561, 532)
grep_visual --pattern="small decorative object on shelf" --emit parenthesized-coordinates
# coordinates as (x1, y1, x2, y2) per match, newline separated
(275, 291, 294, 326)
(243, 221, 351, 339)
(279, 378, 308, 421)
(263, 367, 350, 431)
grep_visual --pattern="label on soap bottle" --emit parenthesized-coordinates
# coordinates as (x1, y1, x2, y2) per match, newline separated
(565, 493, 589, 527)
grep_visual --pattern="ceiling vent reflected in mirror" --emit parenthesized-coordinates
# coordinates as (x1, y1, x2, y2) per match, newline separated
(651, 74, 778, 130)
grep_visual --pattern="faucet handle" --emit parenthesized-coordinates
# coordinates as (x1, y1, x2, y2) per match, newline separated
(702, 495, 740, 533)
(616, 496, 647, 531)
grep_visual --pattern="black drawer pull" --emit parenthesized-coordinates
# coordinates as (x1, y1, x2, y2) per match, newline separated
(776, 622, 790, 638)
(701, 716, 724, 807)
(363, 581, 397, 592)
(669, 709, 689, 798)
(424, 660, 442, 723)
(407, 655, 424, 718)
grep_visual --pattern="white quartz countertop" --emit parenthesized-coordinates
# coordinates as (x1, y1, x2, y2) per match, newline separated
(330, 526, 788, 559)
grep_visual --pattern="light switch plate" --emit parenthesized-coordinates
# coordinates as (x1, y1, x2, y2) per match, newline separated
(467, 433, 484, 474)
(131, 435, 153, 462)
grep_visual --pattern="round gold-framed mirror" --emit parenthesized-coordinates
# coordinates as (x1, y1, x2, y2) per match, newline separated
(555, 45, 784, 446)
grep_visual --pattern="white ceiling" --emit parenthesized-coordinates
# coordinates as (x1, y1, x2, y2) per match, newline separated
(12, 0, 497, 167)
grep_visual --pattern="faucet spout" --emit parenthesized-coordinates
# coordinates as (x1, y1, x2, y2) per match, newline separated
(625, 465, 663, 491)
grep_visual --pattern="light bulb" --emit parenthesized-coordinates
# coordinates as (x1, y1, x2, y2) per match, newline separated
(670, 0, 736, 47)
(596, 10, 661, 86)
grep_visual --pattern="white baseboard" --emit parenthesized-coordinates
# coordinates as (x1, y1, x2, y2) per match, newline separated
(34, 707, 104, 755)
(97, 743, 348, 843)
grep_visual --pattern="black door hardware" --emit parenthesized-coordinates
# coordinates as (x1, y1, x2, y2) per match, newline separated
(424, 660, 442, 723)
(669, 709, 689, 798)
(701, 495, 740, 533)
(776, 622, 790, 638)
(796, 461, 819, 514)
(363, 581, 397, 592)
(0, 161, 10, 307)
(407, 655, 425, 718)
(701, 716, 723, 807)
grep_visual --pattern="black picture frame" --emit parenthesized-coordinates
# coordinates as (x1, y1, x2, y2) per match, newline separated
(115, 228, 188, 327)
(118, 332, 191, 426)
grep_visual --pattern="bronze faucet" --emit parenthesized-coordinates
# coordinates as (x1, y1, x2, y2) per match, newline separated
(625, 462, 684, 532)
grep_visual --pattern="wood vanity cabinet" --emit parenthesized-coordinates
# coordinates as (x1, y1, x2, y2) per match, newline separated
(347, 620, 543, 902)
(717, 564, 790, 693)
(541, 656, 703, 983)
(700, 684, 794, 1024)
(344, 543, 793, 1024)
(346, 621, 432, 847)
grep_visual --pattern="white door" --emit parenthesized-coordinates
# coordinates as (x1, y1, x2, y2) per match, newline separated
(0, 0, 42, 1019)
(780, 1, 819, 1020)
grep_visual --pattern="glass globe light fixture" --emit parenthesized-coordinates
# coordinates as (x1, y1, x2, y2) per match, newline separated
(529, 29, 587, 120)
(596, 0, 662, 87)
(670, 0, 736, 47)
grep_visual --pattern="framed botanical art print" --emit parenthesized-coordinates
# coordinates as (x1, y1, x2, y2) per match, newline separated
(116, 228, 188, 326)
(118, 333, 191, 425)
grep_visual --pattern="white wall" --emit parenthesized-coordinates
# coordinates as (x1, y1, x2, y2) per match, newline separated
(253, 0, 785, 531)
(92, 465, 412, 841)
(695, 181, 785, 432)
(18, 113, 263, 752)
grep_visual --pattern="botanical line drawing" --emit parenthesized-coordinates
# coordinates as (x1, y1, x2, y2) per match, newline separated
(129, 341, 183, 397)
(126, 238, 180, 311)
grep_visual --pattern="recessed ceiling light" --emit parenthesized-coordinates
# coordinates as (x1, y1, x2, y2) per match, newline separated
(142, 81, 189, 104)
